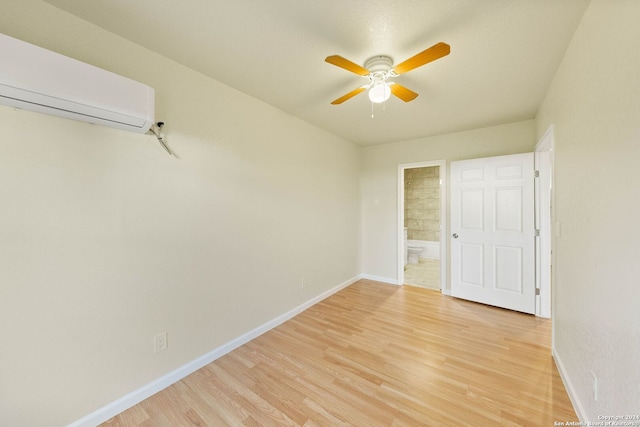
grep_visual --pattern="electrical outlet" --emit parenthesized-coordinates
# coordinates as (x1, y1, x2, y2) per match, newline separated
(154, 332, 167, 353)
(591, 371, 598, 401)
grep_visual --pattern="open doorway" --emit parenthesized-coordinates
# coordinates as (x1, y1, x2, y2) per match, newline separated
(397, 161, 447, 292)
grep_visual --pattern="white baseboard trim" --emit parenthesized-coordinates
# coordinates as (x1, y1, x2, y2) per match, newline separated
(552, 347, 587, 422)
(68, 275, 361, 427)
(359, 274, 399, 285)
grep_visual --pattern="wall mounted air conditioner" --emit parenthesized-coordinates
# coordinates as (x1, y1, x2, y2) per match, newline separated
(0, 32, 154, 133)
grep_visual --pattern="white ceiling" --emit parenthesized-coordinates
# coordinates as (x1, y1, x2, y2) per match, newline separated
(43, 0, 590, 146)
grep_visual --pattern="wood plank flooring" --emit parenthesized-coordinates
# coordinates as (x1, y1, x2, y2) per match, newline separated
(102, 279, 577, 426)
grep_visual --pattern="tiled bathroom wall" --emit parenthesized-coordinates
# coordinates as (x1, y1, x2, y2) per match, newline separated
(404, 166, 440, 241)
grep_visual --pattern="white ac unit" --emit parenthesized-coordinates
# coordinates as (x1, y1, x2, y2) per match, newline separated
(0, 32, 154, 133)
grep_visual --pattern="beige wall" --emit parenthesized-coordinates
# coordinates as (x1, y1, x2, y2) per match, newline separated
(536, 0, 640, 419)
(361, 120, 536, 285)
(6, 0, 638, 424)
(0, 2, 361, 426)
(404, 166, 440, 242)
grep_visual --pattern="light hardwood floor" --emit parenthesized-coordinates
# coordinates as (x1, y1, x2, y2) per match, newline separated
(103, 279, 577, 426)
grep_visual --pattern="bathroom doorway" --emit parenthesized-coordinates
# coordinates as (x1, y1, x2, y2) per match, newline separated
(397, 161, 447, 292)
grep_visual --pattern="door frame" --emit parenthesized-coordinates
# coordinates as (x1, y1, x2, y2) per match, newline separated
(535, 125, 555, 318)
(397, 160, 447, 292)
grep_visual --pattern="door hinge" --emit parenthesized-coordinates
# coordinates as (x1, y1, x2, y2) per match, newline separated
(534, 170, 540, 178)
(536, 288, 540, 295)
(535, 229, 540, 237)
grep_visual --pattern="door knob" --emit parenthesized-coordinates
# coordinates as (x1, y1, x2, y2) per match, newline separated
(452, 233, 459, 239)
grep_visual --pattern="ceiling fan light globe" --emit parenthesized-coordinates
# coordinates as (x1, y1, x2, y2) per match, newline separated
(369, 83, 391, 103)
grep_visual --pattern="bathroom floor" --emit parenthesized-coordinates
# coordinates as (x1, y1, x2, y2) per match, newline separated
(404, 258, 440, 290)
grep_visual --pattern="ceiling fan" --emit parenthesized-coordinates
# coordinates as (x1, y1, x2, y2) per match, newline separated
(325, 42, 450, 105)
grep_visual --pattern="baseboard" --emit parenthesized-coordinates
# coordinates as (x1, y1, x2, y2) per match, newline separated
(552, 347, 588, 422)
(360, 273, 399, 285)
(68, 275, 361, 427)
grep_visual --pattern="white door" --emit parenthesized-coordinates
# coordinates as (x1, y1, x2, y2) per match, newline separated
(450, 153, 535, 314)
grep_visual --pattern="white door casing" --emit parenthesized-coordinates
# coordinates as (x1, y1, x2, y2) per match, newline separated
(535, 150, 551, 318)
(450, 153, 535, 314)
(535, 125, 554, 318)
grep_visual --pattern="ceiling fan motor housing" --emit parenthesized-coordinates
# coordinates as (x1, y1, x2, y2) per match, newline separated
(364, 55, 394, 73)
(364, 55, 397, 89)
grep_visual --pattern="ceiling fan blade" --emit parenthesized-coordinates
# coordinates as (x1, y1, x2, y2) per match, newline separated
(392, 42, 450, 75)
(325, 55, 370, 76)
(390, 83, 419, 102)
(331, 87, 366, 104)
